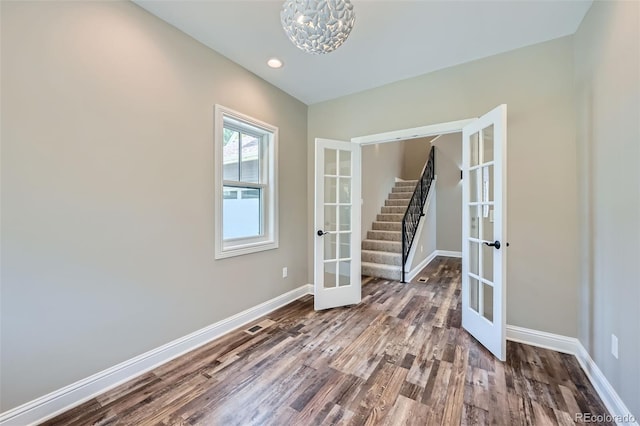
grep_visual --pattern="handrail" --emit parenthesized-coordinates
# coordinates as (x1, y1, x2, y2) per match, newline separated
(401, 147, 435, 283)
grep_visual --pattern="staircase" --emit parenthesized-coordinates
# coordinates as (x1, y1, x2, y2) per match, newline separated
(361, 180, 417, 281)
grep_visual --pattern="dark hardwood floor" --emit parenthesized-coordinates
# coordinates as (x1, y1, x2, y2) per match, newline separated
(42, 257, 611, 425)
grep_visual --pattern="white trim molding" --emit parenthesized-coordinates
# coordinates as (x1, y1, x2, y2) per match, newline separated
(0, 284, 313, 426)
(435, 250, 462, 258)
(351, 118, 475, 146)
(506, 326, 638, 426)
(214, 104, 279, 260)
(407, 249, 463, 282)
(574, 346, 639, 426)
(506, 324, 580, 355)
(407, 251, 438, 282)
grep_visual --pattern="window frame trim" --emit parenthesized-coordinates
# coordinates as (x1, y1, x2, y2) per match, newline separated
(214, 105, 279, 259)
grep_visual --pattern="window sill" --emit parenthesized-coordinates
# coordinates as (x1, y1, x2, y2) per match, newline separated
(215, 240, 278, 259)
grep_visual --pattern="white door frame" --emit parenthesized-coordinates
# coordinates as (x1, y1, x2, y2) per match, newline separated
(350, 118, 476, 146)
(349, 115, 508, 361)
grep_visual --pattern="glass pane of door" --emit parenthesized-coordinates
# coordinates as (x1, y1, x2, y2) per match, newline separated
(482, 125, 494, 163)
(483, 282, 494, 322)
(321, 147, 355, 289)
(324, 262, 337, 288)
(325, 148, 337, 175)
(335, 149, 353, 287)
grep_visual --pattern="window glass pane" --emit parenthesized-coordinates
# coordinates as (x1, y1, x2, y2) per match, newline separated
(482, 243, 494, 282)
(240, 133, 260, 183)
(325, 148, 337, 176)
(469, 241, 479, 276)
(222, 186, 261, 239)
(324, 261, 337, 288)
(324, 206, 337, 232)
(339, 178, 351, 204)
(339, 150, 351, 176)
(470, 132, 480, 167)
(338, 261, 351, 286)
(482, 125, 494, 164)
(469, 169, 479, 203)
(483, 282, 494, 322)
(482, 165, 494, 204)
(482, 207, 493, 241)
(324, 233, 337, 260)
(339, 206, 351, 231)
(339, 232, 351, 259)
(470, 276, 479, 313)
(469, 205, 479, 239)
(223, 129, 240, 181)
(325, 177, 337, 203)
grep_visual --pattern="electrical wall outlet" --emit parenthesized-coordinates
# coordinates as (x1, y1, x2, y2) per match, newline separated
(282, 267, 288, 278)
(611, 334, 619, 359)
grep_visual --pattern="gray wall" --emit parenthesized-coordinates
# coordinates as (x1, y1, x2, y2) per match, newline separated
(401, 137, 434, 180)
(309, 36, 579, 338)
(433, 134, 463, 253)
(361, 142, 404, 241)
(574, 0, 640, 419)
(0, 1, 308, 411)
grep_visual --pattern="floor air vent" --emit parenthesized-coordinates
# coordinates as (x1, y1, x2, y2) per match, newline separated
(244, 319, 275, 335)
(417, 277, 428, 283)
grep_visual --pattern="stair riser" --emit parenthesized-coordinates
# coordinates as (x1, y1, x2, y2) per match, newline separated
(361, 265, 401, 281)
(362, 252, 402, 266)
(385, 199, 410, 207)
(362, 240, 402, 253)
(377, 214, 404, 222)
(388, 192, 413, 200)
(373, 221, 402, 232)
(381, 206, 406, 214)
(367, 230, 402, 241)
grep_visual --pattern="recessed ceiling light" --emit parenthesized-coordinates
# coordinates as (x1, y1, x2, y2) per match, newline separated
(267, 58, 284, 69)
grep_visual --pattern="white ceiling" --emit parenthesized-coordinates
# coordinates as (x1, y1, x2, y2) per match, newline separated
(134, 0, 592, 105)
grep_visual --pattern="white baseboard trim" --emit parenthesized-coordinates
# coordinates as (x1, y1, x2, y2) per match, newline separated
(406, 251, 438, 282)
(405, 250, 463, 282)
(506, 324, 580, 355)
(0, 284, 313, 426)
(506, 325, 638, 426)
(574, 345, 639, 426)
(435, 250, 462, 258)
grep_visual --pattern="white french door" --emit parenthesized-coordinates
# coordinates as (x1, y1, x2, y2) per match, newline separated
(314, 138, 361, 310)
(461, 105, 508, 361)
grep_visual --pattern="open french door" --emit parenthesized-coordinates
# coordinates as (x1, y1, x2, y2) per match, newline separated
(314, 138, 361, 310)
(461, 105, 508, 361)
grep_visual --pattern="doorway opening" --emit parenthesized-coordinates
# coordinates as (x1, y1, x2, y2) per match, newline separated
(314, 106, 507, 360)
(360, 133, 462, 283)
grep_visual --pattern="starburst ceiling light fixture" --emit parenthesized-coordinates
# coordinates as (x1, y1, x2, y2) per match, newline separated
(280, 0, 356, 55)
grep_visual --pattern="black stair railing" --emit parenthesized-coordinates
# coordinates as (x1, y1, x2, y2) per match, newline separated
(401, 147, 435, 283)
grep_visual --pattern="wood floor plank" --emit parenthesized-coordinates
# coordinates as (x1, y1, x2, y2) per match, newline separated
(42, 257, 612, 426)
(440, 345, 468, 425)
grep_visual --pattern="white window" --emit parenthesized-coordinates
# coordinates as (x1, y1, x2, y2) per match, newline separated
(214, 105, 278, 259)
